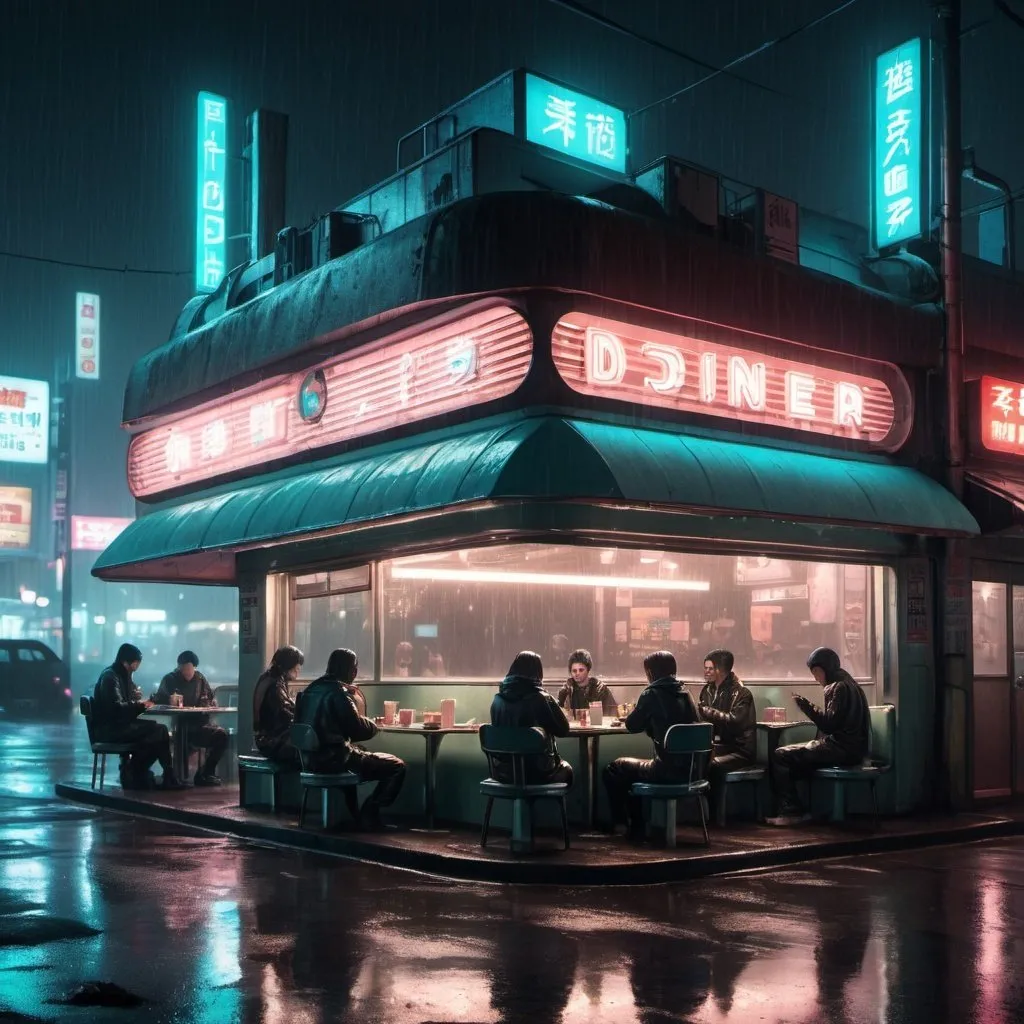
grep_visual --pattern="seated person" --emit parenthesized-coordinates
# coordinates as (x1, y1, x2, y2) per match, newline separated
(155, 650, 228, 787)
(556, 649, 617, 714)
(253, 645, 305, 763)
(294, 648, 406, 827)
(698, 648, 756, 802)
(93, 643, 185, 790)
(489, 650, 573, 786)
(602, 650, 699, 838)
(768, 647, 870, 825)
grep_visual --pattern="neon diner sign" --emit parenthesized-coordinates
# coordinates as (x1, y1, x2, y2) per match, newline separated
(980, 375, 1024, 456)
(552, 313, 903, 447)
(127, 305, 533, 499)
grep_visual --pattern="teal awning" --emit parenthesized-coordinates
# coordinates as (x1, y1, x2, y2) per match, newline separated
(95, 417, 978, 582)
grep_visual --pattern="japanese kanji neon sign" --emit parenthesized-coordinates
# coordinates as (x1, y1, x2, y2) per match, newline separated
(523, 73, 627, 175)
(196, 91, 228, 294)
(873, 39, 922, 249)
(980, 376, 1024, 455)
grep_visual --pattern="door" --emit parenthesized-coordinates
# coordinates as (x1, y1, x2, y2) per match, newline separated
(972, 581, 1012, 799)
(1012, 587, 1024, 795)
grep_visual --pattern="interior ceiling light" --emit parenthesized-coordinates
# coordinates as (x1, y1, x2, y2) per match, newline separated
(390, 567, 709, 591)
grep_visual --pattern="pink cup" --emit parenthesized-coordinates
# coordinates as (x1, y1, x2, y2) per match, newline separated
(383, 701, 398, 725)
(398, 708, 414, 727)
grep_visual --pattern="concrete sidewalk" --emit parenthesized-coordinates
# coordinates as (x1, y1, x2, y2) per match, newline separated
(54, 779, 1024, 884)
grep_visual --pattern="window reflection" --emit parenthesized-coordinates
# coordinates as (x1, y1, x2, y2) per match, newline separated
(972, 582, 1007, 677)
(292, 589, 373, 679)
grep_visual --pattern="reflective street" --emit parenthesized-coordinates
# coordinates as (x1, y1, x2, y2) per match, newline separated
(2, 719, 1023, 1023)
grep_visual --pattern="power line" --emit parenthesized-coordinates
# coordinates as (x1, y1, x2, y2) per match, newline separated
(544, 0, 783, 97)
(0, 248, 190, 277)
(630, 0, 862, 119)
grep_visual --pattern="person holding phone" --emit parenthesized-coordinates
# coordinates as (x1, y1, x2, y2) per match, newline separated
(766, 647, 870, 825)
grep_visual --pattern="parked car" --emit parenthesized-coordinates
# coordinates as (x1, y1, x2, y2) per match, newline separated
(0, 640, 73, 717)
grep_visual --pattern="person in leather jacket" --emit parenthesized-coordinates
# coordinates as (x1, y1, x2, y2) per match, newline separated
(602, 650, 699, 838)
(294, 648, 405, 827)
(768, 646, 870, 825)
(556, 649, 617, 714)
(253, 645, 305, 763)
(698, 649, 756, 806)
(489, 651, 572, 785)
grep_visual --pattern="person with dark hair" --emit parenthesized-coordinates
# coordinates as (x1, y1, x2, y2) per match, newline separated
(294, 648, 406, 827)
(556, 648, 617, 714)
(602, 650, 699, 838)
(698, 649, 756, 808)
(253, 645, 305, 763)
(92, 643, 185, 790)
(767, 646, 870, 825)
(489, 651, 572, 785)
(155, 651, 229, 786)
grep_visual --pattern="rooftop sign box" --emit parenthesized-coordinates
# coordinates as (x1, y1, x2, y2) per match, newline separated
(977, 376, 1024, 457)
(127, 304, 533, 499)
(552, 312, 909, 450)
(197, 91, 228, 294)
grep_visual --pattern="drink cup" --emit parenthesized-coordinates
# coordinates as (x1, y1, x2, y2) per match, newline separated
(578, 708, 590, 728)
(171, 693, 183, 708)
(398, 708, 414, 727)
(589, 702, 603, 727)
(440, 699, 456, 729)
(383, 701, 399, 725)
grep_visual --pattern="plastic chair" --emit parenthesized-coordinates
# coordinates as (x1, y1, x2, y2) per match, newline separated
(478, 725, 570, 852)
(630, 722, 713, 847)
(289, 723, 362, 828)
(79, 696, 139, 790)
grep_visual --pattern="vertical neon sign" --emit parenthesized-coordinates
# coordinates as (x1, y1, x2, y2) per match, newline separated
(196, 91, 228, 294)
(873, 38, 922, 249)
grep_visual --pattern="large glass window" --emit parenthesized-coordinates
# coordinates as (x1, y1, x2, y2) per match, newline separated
(972, 581, 1008, 677)
(290, 567, 373, 679)
(378, 544, 882, 682)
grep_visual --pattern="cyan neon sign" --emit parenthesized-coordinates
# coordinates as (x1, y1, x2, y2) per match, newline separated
(196, 91, 228, 293)
(873, 39, 922, 249)
(523, 73, 627, 174)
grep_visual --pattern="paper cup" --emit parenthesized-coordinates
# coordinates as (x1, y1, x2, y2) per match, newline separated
(383, 701, 399, 725)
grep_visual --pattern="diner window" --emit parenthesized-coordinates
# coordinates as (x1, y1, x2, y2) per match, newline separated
(380, 544, 884, 683)
(972, 582, 1008, 677)
(290, 566, 373, 679)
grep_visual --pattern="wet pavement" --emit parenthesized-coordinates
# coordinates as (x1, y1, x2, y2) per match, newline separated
(3, 719, 1024, 1022)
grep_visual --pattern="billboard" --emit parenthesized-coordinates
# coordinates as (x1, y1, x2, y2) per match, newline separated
(0, 487, 32, 549)
(75, 292, 100, 379)
(71, 515, 133, 552)
(197, 91, 228, 294)
(0, 376, 50, 464)
(873, 38, 923, 249)
(523, 73, 627, 174)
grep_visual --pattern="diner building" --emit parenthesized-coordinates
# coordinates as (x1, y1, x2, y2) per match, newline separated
(94, 72, 1003, 824)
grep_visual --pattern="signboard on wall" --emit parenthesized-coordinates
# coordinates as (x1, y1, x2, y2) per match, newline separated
(197, 91, 228, 294)
(978, 375, 1024, 455)
(75, 292, 100, 379)
(0, 376, 50, 464)
(523, 73, 627, 174)
(905, 558, 930, 644)
(127, 304, 533, 499)
(0, 487, 32, 549)
(70, 516, 133, 552)
(762, 192, 799, 264)
(873, 38, 923, 250)
(552, 313, 906, 448)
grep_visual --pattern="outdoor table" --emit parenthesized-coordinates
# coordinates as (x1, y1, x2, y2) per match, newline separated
(142, 705, 238, 780)
(566, 722, 631, 831)
(756, 720, 817, 764)
(378, 724, 478, 830)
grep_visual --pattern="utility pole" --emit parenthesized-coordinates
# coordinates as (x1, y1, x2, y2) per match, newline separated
(936, 0, 971, 809)
(55, 362, 73, 667)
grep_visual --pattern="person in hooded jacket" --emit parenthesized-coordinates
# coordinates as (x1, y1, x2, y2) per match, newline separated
(602, 650, 699, 837)
(92, 643, 186, 790)
(556, 648, 617, 714)
(698, 649, 756, 805)
(489, 651, 573, 785)
(294, 648, 406, 826)
(767, 646, 870, 825)
(253, 645, 305, 763)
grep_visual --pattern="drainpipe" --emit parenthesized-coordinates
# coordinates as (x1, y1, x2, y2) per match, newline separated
(963, 147, 1016, 272)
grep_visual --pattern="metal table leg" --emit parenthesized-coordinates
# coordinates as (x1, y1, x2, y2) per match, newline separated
(423, 732, 446, 830)
(576, 735, 599, 830)
(172, 722, 189, 781)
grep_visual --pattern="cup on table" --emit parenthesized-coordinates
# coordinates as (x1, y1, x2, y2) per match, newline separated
(577, 708, 590, 728)
(440, 698, 456, 729)
(589, 702, 603, 727)
(398, 708, 414, 727)
(170, 693, 183, 708)
(383, 701, 399, 725)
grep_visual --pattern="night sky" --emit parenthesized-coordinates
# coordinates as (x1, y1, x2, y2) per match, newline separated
(0, 0, 1021, 574)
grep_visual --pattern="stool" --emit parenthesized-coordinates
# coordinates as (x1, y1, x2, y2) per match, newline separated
(238, 755, 296, 812)
(715, 766, 767, 826)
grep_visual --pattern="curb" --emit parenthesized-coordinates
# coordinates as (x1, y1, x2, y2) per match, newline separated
(54, 782, 1024, 885)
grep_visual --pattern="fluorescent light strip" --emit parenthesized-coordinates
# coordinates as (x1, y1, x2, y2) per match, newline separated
(390, 566, 710, 591)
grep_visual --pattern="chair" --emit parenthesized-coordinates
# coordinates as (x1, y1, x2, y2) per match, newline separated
(478, 725, 570, 853)
(812, 704, 895, 824)
(79, 696, 139, 790)
(289, 724, 362, 829)
(715, 765, 767, 827)
(237, 754, 297, 812)
(630, 722, 713, 848)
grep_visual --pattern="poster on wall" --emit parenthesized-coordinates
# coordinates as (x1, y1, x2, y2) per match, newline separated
(0, 487, 32, 548)
(905, 559, 931, 644)
(239, 584, 259, 655)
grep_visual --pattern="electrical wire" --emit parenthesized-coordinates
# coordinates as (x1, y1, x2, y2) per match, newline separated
(0, 248, 190, 276)
(629, 0, 863, 118)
